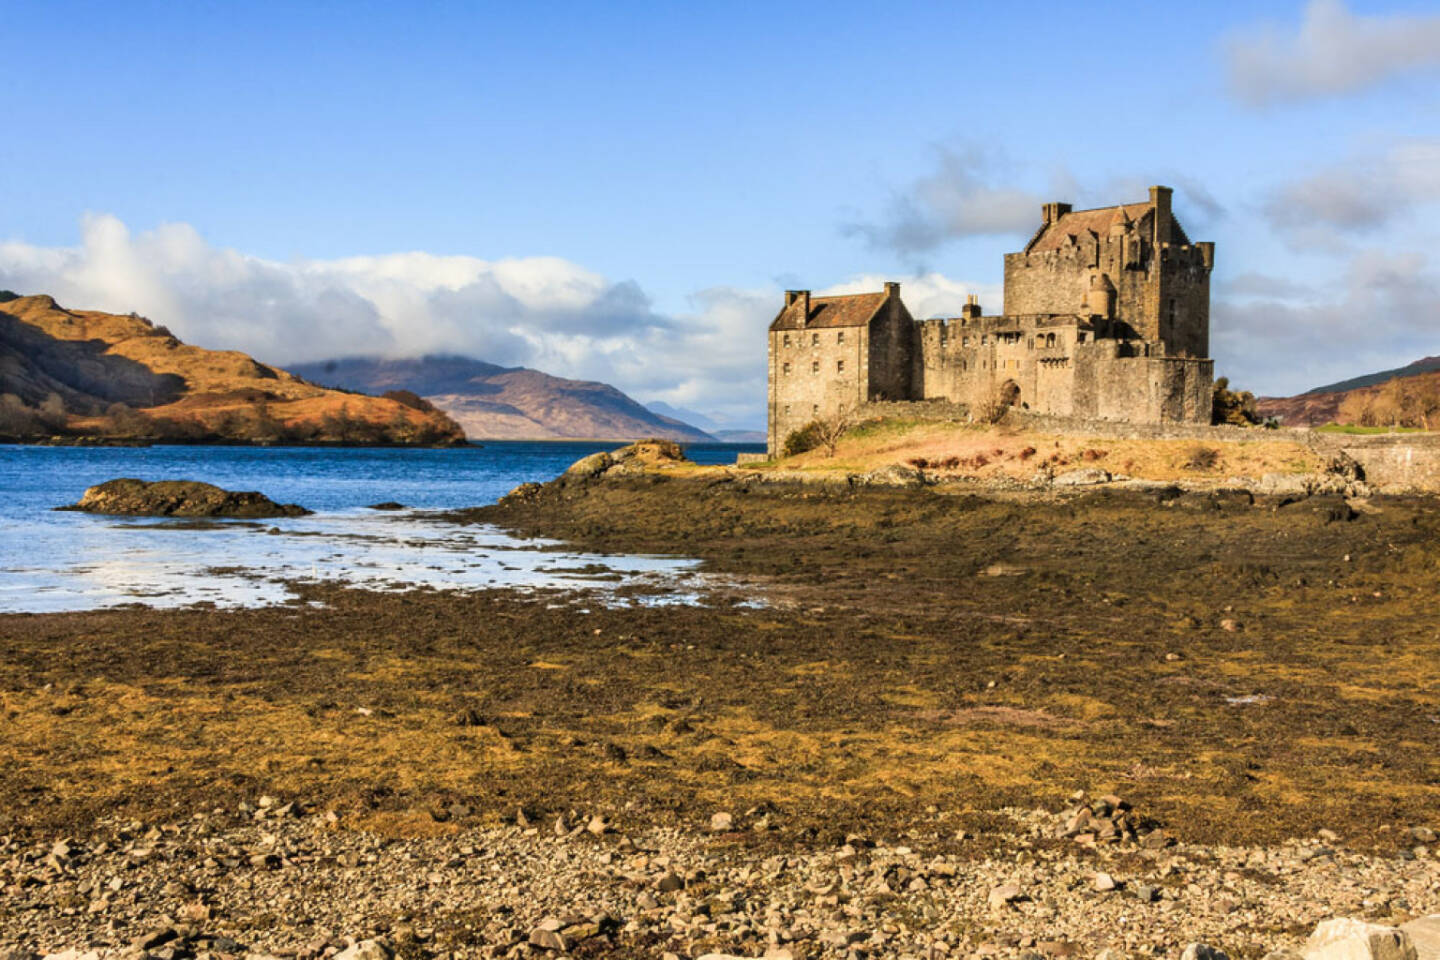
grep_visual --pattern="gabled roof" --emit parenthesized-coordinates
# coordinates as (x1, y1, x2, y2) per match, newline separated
(1024, 202, 1192, 253)
(769, 291, 888, 331)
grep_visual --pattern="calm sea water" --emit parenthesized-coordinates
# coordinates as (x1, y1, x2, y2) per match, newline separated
(0, 441, 763, 613)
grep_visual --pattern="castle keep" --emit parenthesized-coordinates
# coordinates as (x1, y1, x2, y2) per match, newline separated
(767, 186, 1215, 455)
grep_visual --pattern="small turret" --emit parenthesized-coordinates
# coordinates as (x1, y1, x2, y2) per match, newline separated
(1083, 273, 1115, 319)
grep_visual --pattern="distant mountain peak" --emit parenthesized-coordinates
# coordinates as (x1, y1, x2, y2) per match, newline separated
(291, 355, 717, 442)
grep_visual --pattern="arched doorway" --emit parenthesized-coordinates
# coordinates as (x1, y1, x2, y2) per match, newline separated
(999, 379, 1021, 408)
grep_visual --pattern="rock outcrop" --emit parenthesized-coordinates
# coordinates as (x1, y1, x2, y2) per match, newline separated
(65, 479, 311, 518)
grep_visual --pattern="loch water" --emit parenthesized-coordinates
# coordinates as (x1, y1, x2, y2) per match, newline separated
(0, 441, 763, 613)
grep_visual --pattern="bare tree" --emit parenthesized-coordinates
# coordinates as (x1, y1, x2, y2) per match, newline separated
(813, 405, 856, 457)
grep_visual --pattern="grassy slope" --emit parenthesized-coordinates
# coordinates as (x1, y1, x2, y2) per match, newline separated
(732, 419, 1323, 484)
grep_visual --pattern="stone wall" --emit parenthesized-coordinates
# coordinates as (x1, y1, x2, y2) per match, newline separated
(1072, 351, 1213, 423)
(768, 324, 867, 455)
(1312, 433, 1440, 493)
(867, 295, 915, 403)
(914, 314, 1086, 413)
(857, 399, 970, 422)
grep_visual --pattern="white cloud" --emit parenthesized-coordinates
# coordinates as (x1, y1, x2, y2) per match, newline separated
(844, 146, 1223, 260)
(819, 272, 1001, 320)
(1263, 139, 1440, 250)
(843, 146, 1042, 256)
(1227, 0, 1440, 105)
(1213, 249, 1440, 395)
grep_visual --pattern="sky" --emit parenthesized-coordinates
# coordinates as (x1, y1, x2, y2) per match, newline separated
(2, 0, 1439, 428)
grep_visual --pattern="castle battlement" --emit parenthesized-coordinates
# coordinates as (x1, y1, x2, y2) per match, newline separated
(766, 186, 1215, 455)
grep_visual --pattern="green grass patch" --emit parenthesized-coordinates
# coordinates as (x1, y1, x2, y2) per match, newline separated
(1314, 423, 1427, 435)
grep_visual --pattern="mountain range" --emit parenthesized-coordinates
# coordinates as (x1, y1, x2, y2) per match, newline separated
(289, 355, 719, 442)
(0, 293, 463, 444)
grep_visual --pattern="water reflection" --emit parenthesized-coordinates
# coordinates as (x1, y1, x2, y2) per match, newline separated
(1, 510, 710, 613)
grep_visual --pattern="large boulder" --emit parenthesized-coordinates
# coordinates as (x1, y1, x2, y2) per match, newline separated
(1400, 916, 1440, 960)
(1304, 919, 1417, 960)
(65, 479, 311, 518)
(858, 464, 926, 487)
(564, 451, 614, 479)
(606, 439, 689, 475)
(1053, 467, 1111, 487)
(563, 440, 690, 481)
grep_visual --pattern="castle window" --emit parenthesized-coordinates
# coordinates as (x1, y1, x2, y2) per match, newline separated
(1077, 332, 1087, 343)
(837, 331, 845, 344)
(836, 360, 845, 373)
(961, 360, 967, 371)
(782, 362, 791, 375)
(811, 360, 819, 374)
(812, 404, 819, 415)
(811, 333, 819, 346)
(783, 334, 791, 347)
(1028, 338, 1034, 350)
(784, 404, 791, 415)
(962, 336, 969, 347)
(981, 335, 988, 345)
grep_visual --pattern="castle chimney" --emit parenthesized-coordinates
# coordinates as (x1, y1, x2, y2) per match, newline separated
(1197, 241, 1215, 270)
(961, 293, 981, 320)
(1150, 186, 1172, 244)
(884, 281, 900, 300)
(1042, 201, 1073, 225)
(786, 289, 812, 322)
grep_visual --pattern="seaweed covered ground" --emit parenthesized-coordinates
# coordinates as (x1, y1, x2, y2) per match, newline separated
(4, 479, 1437, 848)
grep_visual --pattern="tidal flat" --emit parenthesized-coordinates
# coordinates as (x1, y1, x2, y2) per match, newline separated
(2, 478, 1438, 956)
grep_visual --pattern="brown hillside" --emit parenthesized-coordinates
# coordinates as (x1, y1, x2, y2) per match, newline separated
(1258, 368, 1440, 429)
(1254, 390, 1347, 427)
(0, 294, 465, 444)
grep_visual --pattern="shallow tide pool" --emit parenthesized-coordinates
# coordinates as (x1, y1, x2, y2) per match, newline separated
(0, 441, 762, 613)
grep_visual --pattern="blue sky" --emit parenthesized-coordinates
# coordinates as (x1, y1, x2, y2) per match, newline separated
(3, 0, 1439, 426)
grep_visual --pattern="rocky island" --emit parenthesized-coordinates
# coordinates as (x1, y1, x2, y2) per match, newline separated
(63, 478, 311, 518)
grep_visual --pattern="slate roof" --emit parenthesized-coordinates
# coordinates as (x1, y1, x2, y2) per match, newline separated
(769, 291, 888, 331)
(1024, 202, 1193, 254)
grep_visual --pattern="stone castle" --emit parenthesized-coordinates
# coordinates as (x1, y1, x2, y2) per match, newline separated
(766, 186, 1215, 455)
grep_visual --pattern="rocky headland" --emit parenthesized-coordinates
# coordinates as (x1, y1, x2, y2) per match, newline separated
(0, 293, 465, 446)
